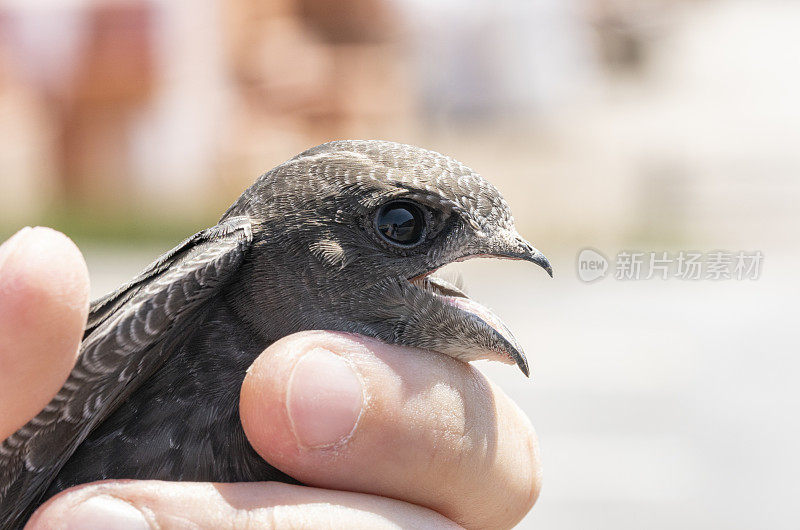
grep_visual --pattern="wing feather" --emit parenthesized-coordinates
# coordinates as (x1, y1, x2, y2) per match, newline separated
(0, 216, 253, 528)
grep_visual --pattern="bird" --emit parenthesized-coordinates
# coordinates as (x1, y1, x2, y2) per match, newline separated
(0, 140, 552, 528)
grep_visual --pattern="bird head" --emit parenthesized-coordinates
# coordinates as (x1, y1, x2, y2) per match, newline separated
(224, 140, 551, 376)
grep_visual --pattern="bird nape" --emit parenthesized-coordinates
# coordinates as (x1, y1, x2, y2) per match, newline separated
(0, 139, 552, 528)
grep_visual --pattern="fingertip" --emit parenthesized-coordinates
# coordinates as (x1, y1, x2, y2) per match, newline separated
(27, 494, 150, 530)
(0, 226, 90, 321)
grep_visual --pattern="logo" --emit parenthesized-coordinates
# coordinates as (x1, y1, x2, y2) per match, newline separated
(577, 248, 609, 282)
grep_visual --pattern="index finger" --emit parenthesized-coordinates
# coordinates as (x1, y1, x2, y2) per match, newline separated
(0, 227, 89, 441)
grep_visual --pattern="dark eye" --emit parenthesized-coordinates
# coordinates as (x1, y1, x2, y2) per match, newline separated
(375, 201, 425, 246)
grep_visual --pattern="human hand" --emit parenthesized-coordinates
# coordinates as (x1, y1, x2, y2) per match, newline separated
(1, 227, 541, 529)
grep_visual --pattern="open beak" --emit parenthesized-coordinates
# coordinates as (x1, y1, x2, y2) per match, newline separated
(407, 231, 552, 377)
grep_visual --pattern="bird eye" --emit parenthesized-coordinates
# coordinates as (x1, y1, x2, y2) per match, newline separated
(375, 201, 425, 246)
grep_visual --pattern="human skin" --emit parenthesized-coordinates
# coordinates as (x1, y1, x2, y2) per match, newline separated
(0, 227, 542, 530)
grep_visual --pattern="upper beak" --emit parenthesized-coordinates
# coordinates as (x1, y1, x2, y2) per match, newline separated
(489, 231, 553, 278)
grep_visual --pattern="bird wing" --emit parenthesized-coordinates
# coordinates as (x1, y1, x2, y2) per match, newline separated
(0, 216, 254, 527)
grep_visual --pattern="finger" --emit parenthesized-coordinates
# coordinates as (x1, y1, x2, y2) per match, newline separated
(26, 480, 461, 530)
(0, 227, 90, 440)
(240, 332, 541, 530)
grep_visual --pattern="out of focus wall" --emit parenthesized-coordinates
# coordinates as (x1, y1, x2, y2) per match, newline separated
(1, 0, 798, 250)
(0, 0, 413, 223)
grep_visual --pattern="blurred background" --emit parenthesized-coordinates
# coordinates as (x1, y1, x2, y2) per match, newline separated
(0, 0, 797, 528)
